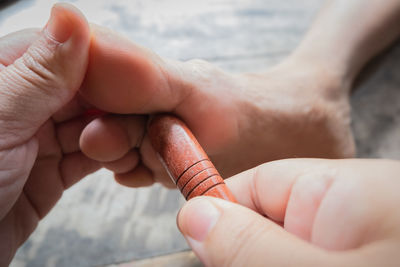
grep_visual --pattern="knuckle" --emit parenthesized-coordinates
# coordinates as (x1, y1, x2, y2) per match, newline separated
(0, 70, 39, 128)
(20, 44, 58, 86)
(293, 161, 338, 191)
(11, 36, 65, 98)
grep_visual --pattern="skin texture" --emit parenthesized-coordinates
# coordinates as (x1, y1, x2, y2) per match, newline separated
(0, 4, 95, 265)
(0, 0, 399, 265)
(178, 159, 400, 266)
(78, 28, 356, 188)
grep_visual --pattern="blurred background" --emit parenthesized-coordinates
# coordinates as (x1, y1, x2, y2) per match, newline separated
(1, 0, 399, 266)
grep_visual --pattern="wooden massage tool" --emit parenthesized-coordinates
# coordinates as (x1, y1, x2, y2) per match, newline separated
(148, 114, 237, 202)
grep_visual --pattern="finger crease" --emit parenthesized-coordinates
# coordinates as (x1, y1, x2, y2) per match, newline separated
(22, 188, 42, 220)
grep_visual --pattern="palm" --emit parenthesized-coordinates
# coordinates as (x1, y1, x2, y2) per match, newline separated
(0, 98, 100, 260)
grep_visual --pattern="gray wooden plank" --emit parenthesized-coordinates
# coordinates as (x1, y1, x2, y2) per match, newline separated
(107, 251, 201, 267)
(11, 173, 187, 266)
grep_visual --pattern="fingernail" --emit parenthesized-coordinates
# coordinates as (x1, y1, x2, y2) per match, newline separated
(178, 197, 220, 242)
(45, 4, 74, 43)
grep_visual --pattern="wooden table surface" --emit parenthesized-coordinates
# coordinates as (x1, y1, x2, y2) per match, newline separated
(1, 0, 399, 266)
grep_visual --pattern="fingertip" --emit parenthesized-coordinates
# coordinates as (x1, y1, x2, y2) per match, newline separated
(177, 197, 238, 267)
(45, 3, 89, 44)
(0, 3, 91, 148)
(177, 197, 221, 242)
(80, 117, 131, 162)
(139, 135, 174, 186)
(114, 164, 154, 187)
(102, 149, 140, 174)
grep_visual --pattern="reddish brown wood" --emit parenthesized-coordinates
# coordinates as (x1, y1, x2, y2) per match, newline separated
(148, 114, 237, 202)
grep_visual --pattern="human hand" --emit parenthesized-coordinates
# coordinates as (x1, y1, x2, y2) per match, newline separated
(79, 28, 355, 188)
(177, 159, 400, 266)
(0, 4, 100, 265)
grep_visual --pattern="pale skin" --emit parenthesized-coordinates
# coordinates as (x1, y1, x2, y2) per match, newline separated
(0, 1, 399, 267)
(178, 159, 400, 266)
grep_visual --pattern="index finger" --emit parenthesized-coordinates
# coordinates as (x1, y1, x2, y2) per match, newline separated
(0, 28, 40, 68)
(225, 158, 330, 222)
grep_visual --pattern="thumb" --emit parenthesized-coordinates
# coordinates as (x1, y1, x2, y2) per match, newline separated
(178, 197, 333, 267)
(0, 3, 89, 149)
